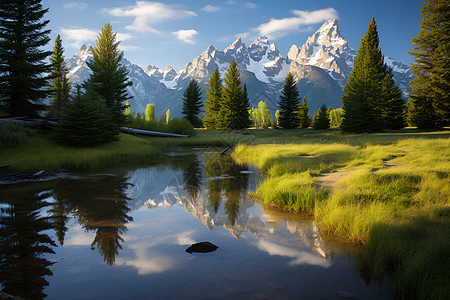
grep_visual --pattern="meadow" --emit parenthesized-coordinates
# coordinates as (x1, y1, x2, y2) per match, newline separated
(1, 124, 449, 299)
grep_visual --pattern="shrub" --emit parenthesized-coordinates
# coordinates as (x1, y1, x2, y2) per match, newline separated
(0, 122, 29, 148)
(56, 88, 119, 147)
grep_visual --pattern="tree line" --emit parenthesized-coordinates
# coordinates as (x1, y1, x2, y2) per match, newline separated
(0, 0, 447, 142)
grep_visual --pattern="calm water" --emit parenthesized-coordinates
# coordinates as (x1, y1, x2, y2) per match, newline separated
(0, 151, 390, 299)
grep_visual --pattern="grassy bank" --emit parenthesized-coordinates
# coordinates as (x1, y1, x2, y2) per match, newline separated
(232, 132, 449, 299)
(0, 128, 163, 172)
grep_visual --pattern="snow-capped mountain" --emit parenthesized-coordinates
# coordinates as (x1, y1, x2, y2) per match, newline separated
(66, 19, 413, 118)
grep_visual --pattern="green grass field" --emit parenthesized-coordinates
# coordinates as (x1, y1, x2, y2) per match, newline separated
(1, 125, 449, 298)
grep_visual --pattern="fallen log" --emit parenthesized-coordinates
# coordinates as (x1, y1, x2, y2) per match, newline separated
(0, 117, 60, 127)
(120, 126, 189, 138)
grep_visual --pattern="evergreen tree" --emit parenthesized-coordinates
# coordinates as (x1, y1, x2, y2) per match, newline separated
(240, 84, 252, 128)
(144, 103, 155, 121)
(57, 86, 119, 147)
(381, 68, 406, 129)
(84, 23, 132, 126)
(298, 96, 310, 128)
(217, 59, 248, 129)
(341, 17, 387, 133)
(408, 0, 449, 128)
(278, 72, 301, 128)
(203, 68, 222, 129)
(0, 0, 51, 117)
(47, 35, 71, 119)
(312, 104, 330, 129)
(181, 79, 203, 127)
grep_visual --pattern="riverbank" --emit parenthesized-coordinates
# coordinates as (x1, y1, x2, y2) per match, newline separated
(1, 126, 449, 298)
(232, 130, 450, 300)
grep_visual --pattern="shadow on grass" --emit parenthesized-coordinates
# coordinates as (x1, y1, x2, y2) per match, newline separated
(353, 207, 450, 300)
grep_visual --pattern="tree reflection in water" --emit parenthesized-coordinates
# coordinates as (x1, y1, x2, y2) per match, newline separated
(52, 175, 133, 265)
(0, 183, 56, 300)
(183, 155, 203, 200)
(203, 154, 250, 226)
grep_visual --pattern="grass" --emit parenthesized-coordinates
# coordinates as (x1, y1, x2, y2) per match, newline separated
(231, 130, 450, 300)
(1, 123, 449, 299)
(0, 128, 163, 172)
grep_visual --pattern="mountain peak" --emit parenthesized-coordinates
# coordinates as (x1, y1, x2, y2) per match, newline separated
(226, 37, 245, 50)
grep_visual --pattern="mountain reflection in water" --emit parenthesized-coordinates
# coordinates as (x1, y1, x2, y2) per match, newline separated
(0, 151, 387, 300)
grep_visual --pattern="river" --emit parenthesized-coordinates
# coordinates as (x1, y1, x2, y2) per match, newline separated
(0, 150, 390, 299)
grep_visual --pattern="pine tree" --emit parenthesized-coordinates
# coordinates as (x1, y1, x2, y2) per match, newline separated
(47, 35, 71, 119)
(217, 59, 247, 129)
(298, 96, 310, 128)
(203, 68, 222, 129)
(240, 84, 252, 128)
(278, 72, 301, 129)
(0, 0, 51, 117)
(181, 79, 203, 127)
(144, 103, 155, 121)
(341, 17, 387, 133)
(57, 86, 119, 147)
(312, 104, 330, 129)
(84, 23, 132, 127)
(408, 0, 449, 128)
(381, 68, 406, 129)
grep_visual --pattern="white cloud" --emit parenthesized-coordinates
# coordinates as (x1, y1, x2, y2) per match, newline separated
(105, 1, 197, 33)
(117, 32, 136, 42)
(65, 225, 96, 246)
(255, 8, 338, 39)
(245, 2, 258, 9)
(119, 45, 142, 52)
(63, 2, 88, 10)
(116, 243, 175, 275)
(173, 29, 198, 44)
(201, 5, 220, 13)
(60, 27, 98, 47)
(256, 240, 331, 267)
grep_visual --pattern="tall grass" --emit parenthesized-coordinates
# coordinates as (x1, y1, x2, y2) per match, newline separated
(0, 131, 162, 172)
(232, 135, 450, 299)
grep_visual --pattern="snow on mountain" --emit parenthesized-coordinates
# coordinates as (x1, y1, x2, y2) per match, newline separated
(65, 19, 414, 119)
(287, 19, 356, 87)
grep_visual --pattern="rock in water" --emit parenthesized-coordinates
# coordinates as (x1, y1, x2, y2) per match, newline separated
(185, 241, 218, 254)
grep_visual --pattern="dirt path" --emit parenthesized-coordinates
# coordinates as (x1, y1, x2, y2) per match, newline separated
(315, 160, 399, 190)
(314, 170, 353, 190)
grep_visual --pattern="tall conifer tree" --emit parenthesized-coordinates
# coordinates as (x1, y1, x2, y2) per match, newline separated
(47, 35, 71, 119)
(0, 0, 51, 117)
(181, 79, 203, 127)
(240, 84, 252, 128)
(312, 104, 331, 129)
(381, 68, 406, 129)
(84, 23, 132, 126)
(203, 68, 222, 129)
(217, 59, 247, 129)
(408, 0, 449, 128)
(298, 96, 310, 128)
(278, 72, 301, 129)
(341, 17, 388, 133)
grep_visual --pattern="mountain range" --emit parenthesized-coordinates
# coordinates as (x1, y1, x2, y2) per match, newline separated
(66, 19, 414, 119)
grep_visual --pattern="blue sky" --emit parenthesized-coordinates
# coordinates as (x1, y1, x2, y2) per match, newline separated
(42, 0, 424, 70)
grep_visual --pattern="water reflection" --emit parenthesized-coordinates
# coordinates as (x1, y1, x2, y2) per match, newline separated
(52, 175, 133, 265)
(0, 151, 382, 299)
(0, 183, 56, 300)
